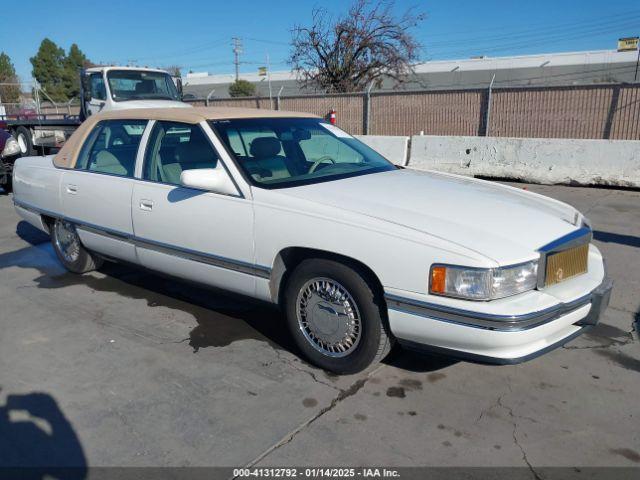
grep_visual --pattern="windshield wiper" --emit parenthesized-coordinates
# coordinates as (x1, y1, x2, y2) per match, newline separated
(115, 94, 174, 101)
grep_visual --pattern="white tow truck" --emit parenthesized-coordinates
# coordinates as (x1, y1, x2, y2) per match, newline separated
(1, 66, 190, 190)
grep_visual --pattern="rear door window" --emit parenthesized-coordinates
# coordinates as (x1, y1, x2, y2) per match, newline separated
(76, 119, 148, 177)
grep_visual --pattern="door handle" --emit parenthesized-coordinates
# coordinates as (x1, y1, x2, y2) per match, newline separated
(139, 199, 154, 211)
(66, 184, 78, 194)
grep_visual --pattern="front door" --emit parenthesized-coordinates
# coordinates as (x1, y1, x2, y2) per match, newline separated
(61, 119, 148, 263)
(131, 121, 257, 297)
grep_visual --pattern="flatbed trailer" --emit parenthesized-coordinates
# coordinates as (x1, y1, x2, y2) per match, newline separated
(1, 115, 82, 156)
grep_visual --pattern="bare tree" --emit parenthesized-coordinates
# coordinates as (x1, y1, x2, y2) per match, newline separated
(163, 65, 182, 77)
(289, 0, 424, 93)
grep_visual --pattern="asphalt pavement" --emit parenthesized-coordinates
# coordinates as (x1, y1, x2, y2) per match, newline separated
(0, 182, 638, 473)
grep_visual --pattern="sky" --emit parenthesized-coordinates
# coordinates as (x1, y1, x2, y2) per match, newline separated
(1, 0, 639, 83)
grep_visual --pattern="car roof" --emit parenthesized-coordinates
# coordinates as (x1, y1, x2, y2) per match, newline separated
(93, 106, 320, 123)
(53, 107, 320, 169)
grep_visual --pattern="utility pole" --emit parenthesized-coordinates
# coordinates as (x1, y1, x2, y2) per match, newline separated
(266, 52, 273, 108)
(232, 37, 243, 82)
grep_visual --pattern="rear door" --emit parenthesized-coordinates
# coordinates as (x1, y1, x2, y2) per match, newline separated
(61, 119, 148, 263)
(131, 120, 257, 296)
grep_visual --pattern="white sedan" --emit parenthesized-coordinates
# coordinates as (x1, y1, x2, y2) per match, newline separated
(12, 107, 612, 374)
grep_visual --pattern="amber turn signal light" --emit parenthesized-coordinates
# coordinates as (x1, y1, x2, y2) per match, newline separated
(430, 266, 447, 294)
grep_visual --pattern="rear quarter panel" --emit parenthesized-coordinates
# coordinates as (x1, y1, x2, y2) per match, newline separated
(13, 155, 63, 221)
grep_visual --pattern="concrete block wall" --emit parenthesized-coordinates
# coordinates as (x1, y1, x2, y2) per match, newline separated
(408, 136, 640, 188)
(355, 135, 410, 166)
(355, 134, 640, 188)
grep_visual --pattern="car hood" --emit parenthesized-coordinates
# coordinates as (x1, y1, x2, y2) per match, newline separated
(280, 169, 581, 264)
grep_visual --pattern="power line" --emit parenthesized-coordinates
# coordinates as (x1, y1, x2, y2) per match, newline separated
(419, 9, 640, 45)
(426, 20, 640, 59)
(127, 36, 230, 62)
(245, 37, 290, 46)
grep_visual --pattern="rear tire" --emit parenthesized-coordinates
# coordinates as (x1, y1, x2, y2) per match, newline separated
(51, 218, 103, 273)
(15, 127, 34, 156)
(284, 258, 393, 374)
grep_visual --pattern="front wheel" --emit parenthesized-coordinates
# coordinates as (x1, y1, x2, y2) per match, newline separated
(51, 219, 103, 273)
(284, 259, 393, 374)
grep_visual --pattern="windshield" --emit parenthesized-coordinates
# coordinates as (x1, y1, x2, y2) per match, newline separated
(106, 70, 180, 102)
(211, 118, 396, 188)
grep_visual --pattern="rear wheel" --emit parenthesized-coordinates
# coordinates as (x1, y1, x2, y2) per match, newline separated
(15, 127, 35, 156)
(51, 219, 103, 273)
(284, 258, 392, 374)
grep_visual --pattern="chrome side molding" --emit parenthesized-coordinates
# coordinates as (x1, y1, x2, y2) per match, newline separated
(13, 199, 272, 279)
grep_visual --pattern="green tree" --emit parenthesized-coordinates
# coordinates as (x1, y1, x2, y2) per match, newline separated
(228, 79, 256, 97)
(0, 52, 21, 104)
(30, 38, 67, 102)
(63, 44, 90, 99)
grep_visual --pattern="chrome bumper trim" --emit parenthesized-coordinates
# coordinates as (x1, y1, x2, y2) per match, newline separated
(385, 277, 612, 332)
(397, 325, 593, 365)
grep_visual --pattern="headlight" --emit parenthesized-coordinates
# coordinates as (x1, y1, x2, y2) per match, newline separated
(1, 137, 20, 157)
(430, 261, 538, 300)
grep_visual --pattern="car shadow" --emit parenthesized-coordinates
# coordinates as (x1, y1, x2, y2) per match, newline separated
(0, 388, 87, 479)
(8, 221, 457, 374)
(16, 221, 50, 246)
(593, 230, 640, 249)
(383, 349, 458, 372)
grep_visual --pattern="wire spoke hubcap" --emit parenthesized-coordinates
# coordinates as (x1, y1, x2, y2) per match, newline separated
(296, 277, 361, 358)
(54, 220, 81, 263)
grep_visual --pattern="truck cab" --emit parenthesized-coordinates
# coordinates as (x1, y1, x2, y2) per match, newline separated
(81, 66, 191, 118)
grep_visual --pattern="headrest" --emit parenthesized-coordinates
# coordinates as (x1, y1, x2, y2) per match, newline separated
(250, 137, 281, 159)
(174, 141, 214, 165)
(94, 150, 127, 175)
(135, 80, 154, 94)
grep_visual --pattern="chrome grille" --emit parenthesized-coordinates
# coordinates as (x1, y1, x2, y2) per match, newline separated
(537, 227, 592, 289)
(545, 243, 589, 286)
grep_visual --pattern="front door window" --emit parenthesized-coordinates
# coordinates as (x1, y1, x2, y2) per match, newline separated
(142, 121, 220, 185)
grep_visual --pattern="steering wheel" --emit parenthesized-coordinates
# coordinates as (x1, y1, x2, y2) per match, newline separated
(309, 155, 336, 173)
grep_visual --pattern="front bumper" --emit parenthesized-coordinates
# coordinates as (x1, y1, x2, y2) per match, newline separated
(386, 277, 613, 364)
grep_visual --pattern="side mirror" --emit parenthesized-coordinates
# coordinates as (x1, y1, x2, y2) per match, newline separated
(180, 168, 238, 196)
(80, 73, 91, 102)
(176, 77, 184, 100)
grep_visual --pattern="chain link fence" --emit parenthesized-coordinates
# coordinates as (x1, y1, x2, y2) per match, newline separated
(187, 83, 640, 140)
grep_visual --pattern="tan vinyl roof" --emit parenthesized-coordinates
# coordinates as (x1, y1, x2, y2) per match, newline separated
(53, 106, 319, 168)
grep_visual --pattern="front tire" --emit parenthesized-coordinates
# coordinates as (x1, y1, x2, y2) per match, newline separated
(284, 258, 393, 374)
(51, 219, 103, 273)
